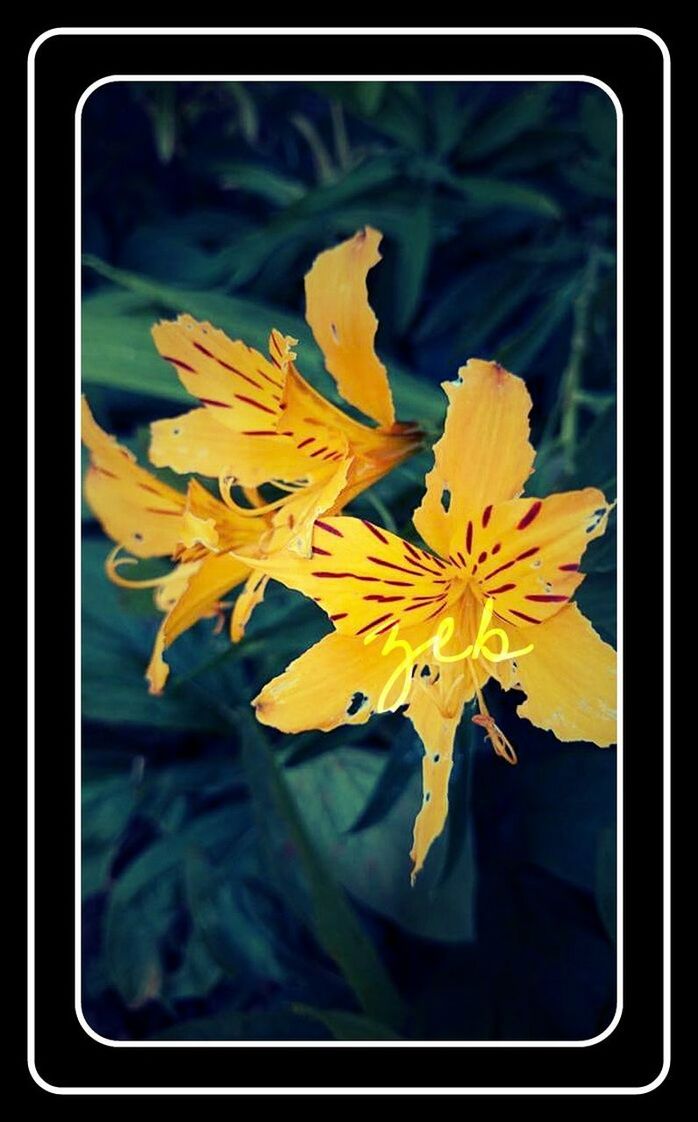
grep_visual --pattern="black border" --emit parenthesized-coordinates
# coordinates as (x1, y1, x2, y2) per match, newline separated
(30, 27, 667, 1093)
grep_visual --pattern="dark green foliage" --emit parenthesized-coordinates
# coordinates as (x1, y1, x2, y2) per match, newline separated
(82, 80, 617, 1042)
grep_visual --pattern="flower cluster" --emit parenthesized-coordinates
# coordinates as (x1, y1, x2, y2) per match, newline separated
(83, 227, 617, 882)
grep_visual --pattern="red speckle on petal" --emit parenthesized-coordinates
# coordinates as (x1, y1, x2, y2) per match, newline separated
(509, 608, 541, 624)
(517, 500, 542, 530)
(234, 394, 276, 415)
(315, 520, 343, 537)
(356, 613, 393, 636)
(525, 594, 568, 603)
(363, 520, 390, 545)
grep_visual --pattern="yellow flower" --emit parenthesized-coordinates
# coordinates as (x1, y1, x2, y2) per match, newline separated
(82, 227, 420, 693)
(245, 360, 617, 882)
(81, 397, 266, 694)
(148, 226, 420, 560)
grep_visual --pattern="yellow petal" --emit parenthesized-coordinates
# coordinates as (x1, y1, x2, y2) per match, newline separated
(406, 655, 474, 883)
(180, 509, 219, 552)
(453, 488, 611, 628)
(230, 572, 269, 642)
(146, 551, 251, 694)
(503, 602, 617, 746)
(304, 227, 395, 428)
(152, 561, 201, 612)
(253, 628, 426, 733)
(261, 460, 352, 558)
(241, 514, 462, 634)
(82, 397, 185, 558)
(151, 314, 285, 431)
(149, 407, 316, 487)
(413, 360, 535, 557)
(179, 478, 261, 557)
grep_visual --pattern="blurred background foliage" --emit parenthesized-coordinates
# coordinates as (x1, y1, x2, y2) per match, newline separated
(81, 80, 617, 1041)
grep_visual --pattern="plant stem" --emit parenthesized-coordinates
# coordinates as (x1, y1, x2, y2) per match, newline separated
(558, 249, 601, 474)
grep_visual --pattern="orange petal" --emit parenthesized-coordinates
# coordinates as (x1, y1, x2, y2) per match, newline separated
(150, 407, 316, 487)
(151, 314, 285, 431)
(261, 460, 352, 558)
(502, 602, 617, 746)
(278, 363, 419, 505)
(253, 629, 423, 733)
(454, 488, 611, 629)
(304, 227, 395, 428)
(413, 360, 535, 557)
(81, 397, 185, 558)
(406, 655, 474, 883)
(230, 572, 269, 642)
(241, 514, 462, 635)
(146, 551, 251, 693)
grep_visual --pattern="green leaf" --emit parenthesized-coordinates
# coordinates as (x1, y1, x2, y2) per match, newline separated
(183, 848, 289, 987)
(82, 257, 443, 424)
(240, 717, 407, 1030)
(575, 571, 616, 647)
(513, 745, 617, 894)
(293, 1004, 401, 1040)
(563, 158, 616, 199)
(580, 90, 617, 161)
(105, 872, 175, 1006)
(167, 928, 225, 1001)
(81, 539, 230, 732)
(459, 86, 553, 162)
(226, 81, 259, 145)
(393, 199, 433, 332)
(282, 744, 476, 943)
(572, 405, 617, 496)
(320, 82, 426, 150)
(153, 1008, 326, 1041)
(82, 295, 191, 404)
(353, 81, 386, 117)
(348, 735, 418, 834)
(143, 83, 177, 164)
(447, 172, 562, 220)
(495, 275, 579, 373)
(202, 159, 306, 205)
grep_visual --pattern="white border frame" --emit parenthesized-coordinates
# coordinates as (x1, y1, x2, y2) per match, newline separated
(27, 26, 670, 1095)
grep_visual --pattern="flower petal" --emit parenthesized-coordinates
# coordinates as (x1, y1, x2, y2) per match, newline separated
(406, 658, 474, 883)
(151, 314, 285, 430)
(253, 628, 425, 733)
(304, 227, 395, 428)
(413, 360, 535, 556)
(176, 478, 261, 560)
(146, 551, 251, 693)
(82, 397, 185, 558)
(503, 602, 617, 746)
(150, 407, 316, 487)
(230, 572, 269, 642)
(458, 488, 610, 628)
(242, 515, 461, 634)
(261, 460, 352, 558)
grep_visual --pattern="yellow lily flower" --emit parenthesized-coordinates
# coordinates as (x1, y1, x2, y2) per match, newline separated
(81, 397, 266, 694)
(147, 225, 421, 560)
(245, 360, 617, 883)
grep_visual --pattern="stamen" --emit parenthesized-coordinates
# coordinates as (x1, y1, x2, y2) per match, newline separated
(466, 660, 517, 765)
(105, 545, 174, 590)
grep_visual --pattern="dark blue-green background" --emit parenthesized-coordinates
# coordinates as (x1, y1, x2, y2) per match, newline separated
(81, 80, 617, 1041)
